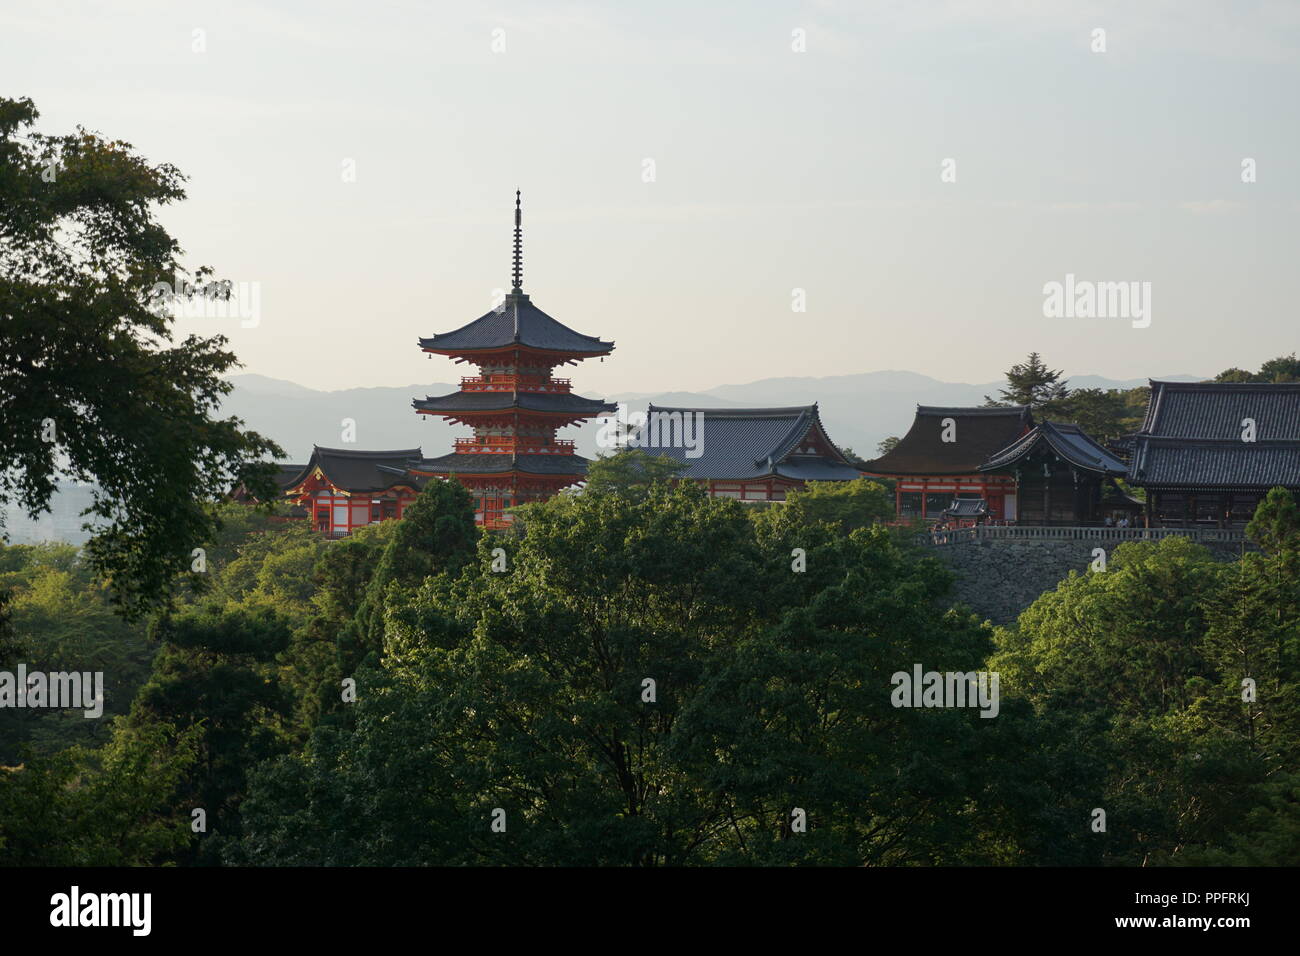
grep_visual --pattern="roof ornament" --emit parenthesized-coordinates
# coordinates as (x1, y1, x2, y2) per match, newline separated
(511, 189, 524, 295)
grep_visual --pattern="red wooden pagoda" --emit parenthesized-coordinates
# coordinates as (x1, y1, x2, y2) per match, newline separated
(407, 193, 615, 528)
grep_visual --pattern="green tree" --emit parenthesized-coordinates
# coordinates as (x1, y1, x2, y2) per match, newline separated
(984, 352, 1070, 412)
(129, 605, 293, 863)
(1049, 387, 1138, 443)
(582, 449, 686, 499)
(234, 476, 1077, 865)
(350, 480, 477, 664)
(990, 537, 1271, 865)
(0, 557, 154, 761)
(1246, 486, 1300, 556)
(0, 96, 281, 618)
(1215, 367, 1256, 384)
(0, 719, 199, 866)
(287, 520, 397, 733)
(1258, 353, 1300, 383)
(1213, 354, 1300, 384)
(782, 477, 892, 534)
(0, 589, 16, 670)
(1175, 772, 1300, 865)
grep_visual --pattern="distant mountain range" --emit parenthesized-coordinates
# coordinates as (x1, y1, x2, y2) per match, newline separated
(221, 370, 1208, 465)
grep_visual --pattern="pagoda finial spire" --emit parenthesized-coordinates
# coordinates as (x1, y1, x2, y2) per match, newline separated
(511, 189, 523, 294)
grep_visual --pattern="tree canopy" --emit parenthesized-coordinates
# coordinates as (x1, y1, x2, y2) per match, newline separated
(0, 96, 281, 617)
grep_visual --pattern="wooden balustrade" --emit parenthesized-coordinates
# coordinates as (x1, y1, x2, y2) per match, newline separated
(919, 525, 1247, 547)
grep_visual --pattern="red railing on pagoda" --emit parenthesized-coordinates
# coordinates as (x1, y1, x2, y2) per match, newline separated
(460, 374, 572, 393)
(454, 437, 577, 454)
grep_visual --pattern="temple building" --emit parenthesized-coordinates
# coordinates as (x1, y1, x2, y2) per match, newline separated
(405, 193, 616, 528)
(862, 405, 1033, 520)
(1127, 380, 1300, 527)
(639, 404, 861, 501)
(979, 421, 1128, 525)
(280, 446, 424, 537)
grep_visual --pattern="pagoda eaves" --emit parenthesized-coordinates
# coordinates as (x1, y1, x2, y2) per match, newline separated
(408, 192, 614, 528)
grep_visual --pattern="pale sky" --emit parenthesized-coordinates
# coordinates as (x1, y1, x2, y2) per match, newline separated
(5, 0, 1298, 397)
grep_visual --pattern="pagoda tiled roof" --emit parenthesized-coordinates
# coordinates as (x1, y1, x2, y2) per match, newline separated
(862, 405, 1033, 476)
(412, 391, 616, 416)
(981, 421, 1127, 476)
(639, 404, 860, 482)
(407, 452, 591, 477)
(418, 293, 614, 356)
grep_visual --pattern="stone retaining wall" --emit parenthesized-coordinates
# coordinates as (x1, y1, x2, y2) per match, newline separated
(928, 536, 1249, 626)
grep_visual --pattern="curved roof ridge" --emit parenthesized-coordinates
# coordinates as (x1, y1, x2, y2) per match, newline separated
(419, 295, 614, 356)
(980, 420, 1124, 475)
(312, 445, 423, 458)
(765, 407, 818, 466)
(916, 404, 1032, 416)
(648, 404, 816, 417)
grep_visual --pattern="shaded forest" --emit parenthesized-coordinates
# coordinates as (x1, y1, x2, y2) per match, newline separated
(3, 460, 1298, 866)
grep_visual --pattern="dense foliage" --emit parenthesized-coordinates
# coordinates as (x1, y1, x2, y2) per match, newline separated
(0, 96, 281, 618)
(0, 442, 1294, 868)
(2, 456, 1298, 866)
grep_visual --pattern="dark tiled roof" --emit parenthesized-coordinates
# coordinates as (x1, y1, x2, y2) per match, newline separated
(640, 405, 859, 482)
(1128, 381, 1300, 488)
(772, 458, 864, 482)
(273, 464, 306, 489)
(862, 405, 1033, 476)
(981, 421, 1127, 476)
(285, 447, 423, 494)
(412, 391, 616, 416)
(1129, 438, 1300, 488)
(1141, 380, 1300, 440)
(407, 452, 590, 477)
(419, 293, 614, 356)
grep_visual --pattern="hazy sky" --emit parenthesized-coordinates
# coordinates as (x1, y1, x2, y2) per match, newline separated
(5, 1, 1298, 397)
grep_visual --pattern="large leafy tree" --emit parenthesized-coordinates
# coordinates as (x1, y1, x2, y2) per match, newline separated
(0, 719, 198, 865)
(0, 543, 154, 761)
(233, 475, 1076, 865)
(983, 352, 1070, 411)
(0, 97, 281, 617)
(581, 448, 685, 499)
(1214, 353, 1300, 384)
(989, 536, 1285, 865)
(1050, 387, 1141, 443)
(351, 478, 478, 663)
(781, 477, 893, 534)
(1257, 353, 1300, 383)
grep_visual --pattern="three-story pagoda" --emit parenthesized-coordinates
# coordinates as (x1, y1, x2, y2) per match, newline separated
(407, 193, 615, 527)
